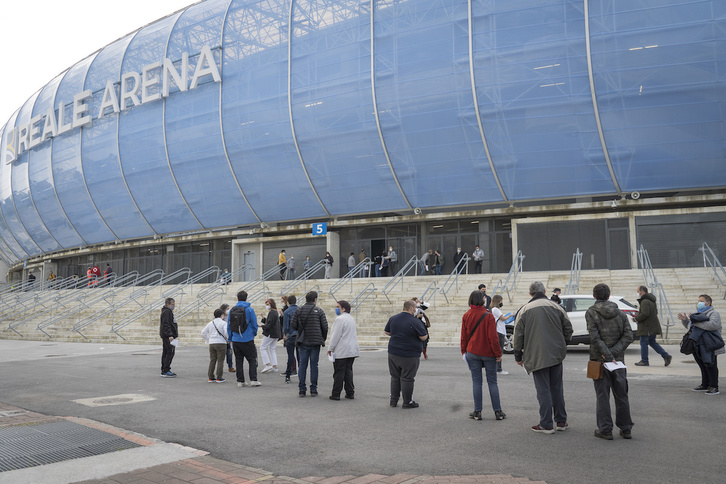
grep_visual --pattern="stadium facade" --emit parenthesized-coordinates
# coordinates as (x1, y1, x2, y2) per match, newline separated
(1, 0, 725, 282)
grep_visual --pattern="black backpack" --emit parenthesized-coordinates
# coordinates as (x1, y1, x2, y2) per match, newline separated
(229, 306, 248, 335)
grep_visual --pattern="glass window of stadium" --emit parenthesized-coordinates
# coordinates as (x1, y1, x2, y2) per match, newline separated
(517, 219, 629, 271)
(340, 224, 418, 276)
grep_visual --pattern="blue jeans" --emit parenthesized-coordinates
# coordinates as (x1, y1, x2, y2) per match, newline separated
(297, 344, 320, 392)
(435, 264, 442, 275)
(639, 334, 670, 363)
(466, 353, 501, 412)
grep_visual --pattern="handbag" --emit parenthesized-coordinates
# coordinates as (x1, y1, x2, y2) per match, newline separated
(587, 360, 604, 380)
(680, 329, 695, 355)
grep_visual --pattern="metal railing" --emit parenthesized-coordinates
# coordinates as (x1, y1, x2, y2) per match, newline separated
(564, 248, 583, 295)
(419, 281, 438, 307)
(352, 283, 377, 317)
(439, 254, 470, 303)
(637, 244, 676, 337)
(279, 259, 327, 296)
(110, 286, 187, 340)
(491, 251, 526, 302)
(329, 258, 371, 300)
(380, 256, 419, 303)
(699, 242, 726, 298)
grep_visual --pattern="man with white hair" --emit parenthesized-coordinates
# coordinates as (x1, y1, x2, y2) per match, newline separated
(513, 281, 573, 434)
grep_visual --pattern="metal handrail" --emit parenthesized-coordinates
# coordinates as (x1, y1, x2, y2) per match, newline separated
(381, 256, 419, 303)
(329, 258, 371, 299)
(110, 287, 186, 340)
(419, 281, 438, 307)
(491, 251, 525, 302)
(351, 283, 377, 317)
(237, 264, 286, 295)
(439, 254, 470, 303)
(699, 243, 726, 296)
(565, 248, 582, 295)
(279, 259, 327, 296)
(637, 244, 675, 337)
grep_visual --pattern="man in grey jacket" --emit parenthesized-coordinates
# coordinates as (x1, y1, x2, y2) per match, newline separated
(586, 283, 634, 440)
(514, 281, 573, 434)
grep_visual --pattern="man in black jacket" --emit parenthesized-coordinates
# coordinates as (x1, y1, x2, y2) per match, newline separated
(291, 291, 328, 397)
(160, 298, 178, 377)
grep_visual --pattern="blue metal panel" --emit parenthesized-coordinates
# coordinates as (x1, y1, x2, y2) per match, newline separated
(589, 0, 726, 192)
(374, 0, 504, 208)
(290, 0, 407, 215)
(52, 55, 117, 244)
(165, 0, 258, 228)
(82, 34, 155, 240)
(471, 0, 616, 200)
(118, 12, 203, 234)
(0, 124, 26, 261)
(0, 110, 40, 256)
(28, 73, 86, 249)
(221, 0, 327, 221)
(11, 91, 62, 252)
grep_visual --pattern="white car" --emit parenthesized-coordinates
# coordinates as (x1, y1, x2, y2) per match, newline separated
(502, 295, 638, 353)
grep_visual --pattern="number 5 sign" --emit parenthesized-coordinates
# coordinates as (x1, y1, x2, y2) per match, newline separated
(312, 222, 327, 236)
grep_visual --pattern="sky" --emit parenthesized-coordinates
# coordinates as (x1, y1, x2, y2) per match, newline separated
(0, 0, 199, 127)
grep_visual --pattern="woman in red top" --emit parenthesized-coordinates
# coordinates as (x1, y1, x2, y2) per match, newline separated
(461, 290, 506, 421)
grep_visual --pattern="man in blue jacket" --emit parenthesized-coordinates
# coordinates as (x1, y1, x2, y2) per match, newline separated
(228, 290, 259, 387)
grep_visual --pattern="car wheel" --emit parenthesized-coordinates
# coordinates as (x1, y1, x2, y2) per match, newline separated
(503, 326, 514, 355)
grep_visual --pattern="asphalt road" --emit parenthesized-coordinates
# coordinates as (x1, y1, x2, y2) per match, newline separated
(0, 340, 720, 483)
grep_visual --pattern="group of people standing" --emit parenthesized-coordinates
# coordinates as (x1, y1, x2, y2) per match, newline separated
(278, 250, 334, 280)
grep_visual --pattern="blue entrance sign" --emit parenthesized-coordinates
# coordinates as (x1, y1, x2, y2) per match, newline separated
(312, 222, 327, 236)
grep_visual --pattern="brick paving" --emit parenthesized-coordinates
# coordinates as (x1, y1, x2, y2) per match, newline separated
(1, 402, 546, 484)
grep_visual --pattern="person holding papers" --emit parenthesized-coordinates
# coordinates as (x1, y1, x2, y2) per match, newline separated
(586, 283, 634, 440)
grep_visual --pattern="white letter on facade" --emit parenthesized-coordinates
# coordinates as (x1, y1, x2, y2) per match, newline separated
(42, 107, 58, 141)
(57, 102, 73, 135)
(162, 52, 188, 97)
(17, 124, 30, 154)
(142, 61, 162, 104)
(3, 127, 18, 163)
(28, 113, 44, 149)
(98, 80, 120, 118)
(72, 90, 93, 129)
(190, 45, 221, 90)
(120, 71, 141, 110)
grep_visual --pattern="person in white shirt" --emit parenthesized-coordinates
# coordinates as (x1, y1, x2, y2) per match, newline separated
(201, 309, 229, 382)
(327, 300, 360, 400)
(490, 295, 509, 375)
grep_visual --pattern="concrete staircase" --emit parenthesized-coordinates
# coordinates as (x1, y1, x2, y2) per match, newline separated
(1, 268, 722, 347)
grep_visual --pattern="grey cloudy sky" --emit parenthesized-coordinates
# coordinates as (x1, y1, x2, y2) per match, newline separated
(0, 0, 198, 127)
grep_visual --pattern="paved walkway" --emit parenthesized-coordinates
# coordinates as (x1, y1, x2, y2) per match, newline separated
(1, 402, 544, 484)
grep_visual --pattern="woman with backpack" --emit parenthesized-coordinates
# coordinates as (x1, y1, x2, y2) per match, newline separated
(460, 290, 506, 421)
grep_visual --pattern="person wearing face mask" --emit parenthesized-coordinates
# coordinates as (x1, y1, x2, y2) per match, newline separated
(678, 295, 724, 395)
(634, 286, 672, 367)
(385, 300, 429, 408)
(260, 298, 282, 374)
(491, 295, 509, 375)
(327, 300, 360, 400)
(220, 304, 235, 373)
(453, 247, 465, 273)
(159, 297, 178, 378)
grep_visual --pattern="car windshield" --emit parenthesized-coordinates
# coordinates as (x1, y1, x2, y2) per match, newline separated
(618, 298, 636, 309)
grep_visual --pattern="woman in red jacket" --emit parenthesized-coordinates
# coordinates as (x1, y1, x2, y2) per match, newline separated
(461, 290, 506, 421)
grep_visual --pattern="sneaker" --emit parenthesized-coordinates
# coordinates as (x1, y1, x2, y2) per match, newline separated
(634, 361, 649, 366)
(216, 378, 226, 383)
(619, 429, 632, 439)
(531, 425, 555, 434)
(594, 429, 613, 440)
(310, 390, 318, 396)
(390, 400, 398, 408)
(705, 387, 720, 395)
(556, 422, 569, 431)
(237, 382, 243, 387)
(285, 377, 291, 384)
(161, 371, 176, 378)
(329, 395, 340, 401)
(299, 391, 306, 397)
(345, 395, 354, 400)
(291, 371, 298, 376)
(249, 381, 261, 387)
(260, 366, 272, 374)
(228, 368, 235, 372)
(495, 410, 507, 421)
(498, 371, 510, 375)
(402, 401, 419, 409)
(693, 385, 710, 392)
(208, 378, 215, 383)
(271, 368, 279, 373)
(469, 411, 482, 420)
(664, 355, 672, 367)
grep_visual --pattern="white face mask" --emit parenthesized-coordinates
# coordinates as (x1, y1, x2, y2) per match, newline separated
(265, 305, 271, 311)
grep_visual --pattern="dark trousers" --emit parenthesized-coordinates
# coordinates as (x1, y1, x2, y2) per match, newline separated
(388, 353, 420, 404)
(285, 336, 299, 377)
(233, 341, 258, 383)
(593, 368, 633, 434)
(161, 337, 175, 374)
(332, 357, 355, 397)
(694, 353, 719, 389)
(475, 260, 482, 274)
(208, 343, 227, 380)
(226, 344, 234, 369)
(532, 363, 567, 429)
(497, 333, 505, 372)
